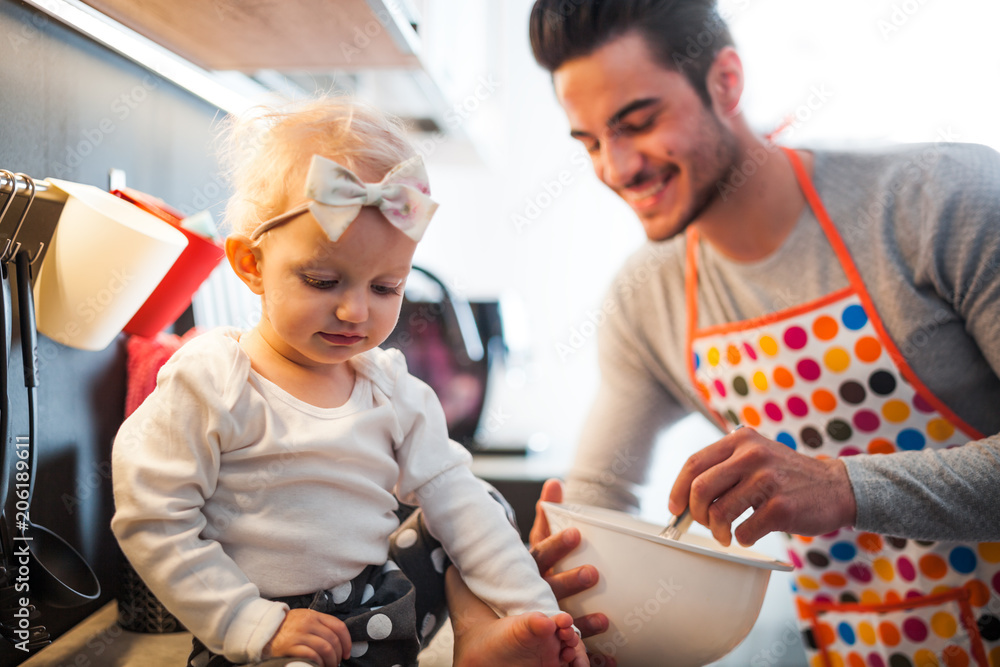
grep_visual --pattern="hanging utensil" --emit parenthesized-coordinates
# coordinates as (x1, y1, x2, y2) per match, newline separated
(13, 246, 101, 608)
(0, 171, 18, 583)
(0, 256, 11, 586)
(0, 172, 38, 264)
(0, 169, 29, 579)
(0, 173, 50, 652)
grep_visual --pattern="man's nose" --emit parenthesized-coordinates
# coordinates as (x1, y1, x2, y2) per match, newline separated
(600, 136, 643, 190)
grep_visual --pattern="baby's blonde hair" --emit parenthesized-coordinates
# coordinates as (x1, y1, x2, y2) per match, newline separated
(220, 96, 416, 238)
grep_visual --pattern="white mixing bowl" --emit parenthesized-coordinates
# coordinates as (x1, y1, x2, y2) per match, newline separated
(541, 502, 792, 666)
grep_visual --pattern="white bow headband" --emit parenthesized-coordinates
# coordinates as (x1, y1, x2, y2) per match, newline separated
(250, 154, 438, 242)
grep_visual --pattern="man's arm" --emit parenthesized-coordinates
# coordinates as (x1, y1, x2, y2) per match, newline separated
(564, 277, 689, 511)
(840, 143, 1000, 541)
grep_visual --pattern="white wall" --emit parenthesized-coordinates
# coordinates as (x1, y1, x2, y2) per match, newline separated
(412, 0, 1000, 465)
(413, 0, 642, 458)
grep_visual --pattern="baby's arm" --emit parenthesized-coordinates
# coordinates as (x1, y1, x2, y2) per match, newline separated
(111, 344, 286, 663)
(406, 463, 585, 655)
(387, 353, 585, 661)
(263, 608, 352, 667)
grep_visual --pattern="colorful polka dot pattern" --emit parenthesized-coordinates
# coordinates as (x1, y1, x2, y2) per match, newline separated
(793, 559, 1000, 663)
(804, 599, 998, 667)
(692, 292, 998, 664)
(692, 296, 962, 456)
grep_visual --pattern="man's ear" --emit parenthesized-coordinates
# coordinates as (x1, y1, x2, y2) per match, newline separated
(226, 234, 265, 295)
(707, 46, 745, 118)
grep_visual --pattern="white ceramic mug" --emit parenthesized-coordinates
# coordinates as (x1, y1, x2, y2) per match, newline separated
(33, 179, 188, 351)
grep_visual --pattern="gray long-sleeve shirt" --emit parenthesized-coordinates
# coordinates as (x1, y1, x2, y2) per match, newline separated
(565, 142, 1000, 542)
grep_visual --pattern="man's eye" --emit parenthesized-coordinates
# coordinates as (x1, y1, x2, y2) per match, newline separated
(619, 118, 655, 135)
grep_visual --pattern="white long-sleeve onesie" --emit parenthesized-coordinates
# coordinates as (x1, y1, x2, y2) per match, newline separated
(111, 329, 558, 663)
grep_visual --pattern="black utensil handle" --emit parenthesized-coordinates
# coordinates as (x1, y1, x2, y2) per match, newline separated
(22, 386, 37, 514)
(14, 251, 38, 514)
(2, 263, 9, 361)
(15, 251, 36, 388)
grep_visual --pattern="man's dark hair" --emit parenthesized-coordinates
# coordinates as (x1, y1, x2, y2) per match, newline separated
(529, 0, 733, 107)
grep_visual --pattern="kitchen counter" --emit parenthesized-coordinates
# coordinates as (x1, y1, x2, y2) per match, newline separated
(21, 601, 458, 667)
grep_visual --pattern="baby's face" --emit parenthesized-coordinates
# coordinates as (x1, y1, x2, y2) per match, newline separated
(254, 208, 416, 369)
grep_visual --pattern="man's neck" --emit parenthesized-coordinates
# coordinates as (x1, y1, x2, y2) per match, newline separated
(694, 136, 811, 263)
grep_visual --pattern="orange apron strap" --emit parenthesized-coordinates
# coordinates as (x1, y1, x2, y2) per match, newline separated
(800, 598, 834, 667)
(684, 228, 728, 430)
(780, 147, 984, 441)
(957, 589, 990, 667)
(685, 226, 700, 388)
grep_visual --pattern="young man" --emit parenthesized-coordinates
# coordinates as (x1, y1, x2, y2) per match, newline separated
(526, 1, 1000, 665)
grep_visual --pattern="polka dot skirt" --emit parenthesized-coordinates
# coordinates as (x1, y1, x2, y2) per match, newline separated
(187, 561, 420, 667)
(186, 484, 516, 667)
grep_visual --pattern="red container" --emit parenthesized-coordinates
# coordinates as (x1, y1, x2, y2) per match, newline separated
(113, 188, 225, 337)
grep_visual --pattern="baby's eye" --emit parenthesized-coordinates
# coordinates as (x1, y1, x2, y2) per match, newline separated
(372, 284, 402, 296)
(302, 275, 336, 289)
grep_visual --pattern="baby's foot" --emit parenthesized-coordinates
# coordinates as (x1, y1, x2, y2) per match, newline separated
(447, 568, 586, 667)
(553, 612, 588, 667)
(453, 611, 563, 667)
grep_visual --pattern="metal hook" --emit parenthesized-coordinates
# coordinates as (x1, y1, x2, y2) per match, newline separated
(0, 170, 20, 238)
(2, 173, 37, 264)
(27, 241, 46, 267)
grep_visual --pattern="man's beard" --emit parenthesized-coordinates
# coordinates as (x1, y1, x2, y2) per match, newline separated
(641, 117, 741, 242)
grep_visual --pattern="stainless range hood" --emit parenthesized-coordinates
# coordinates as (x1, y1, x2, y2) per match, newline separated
(74, 0, 426, 72)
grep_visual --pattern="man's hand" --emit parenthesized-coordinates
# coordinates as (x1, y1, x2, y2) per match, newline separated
(263, 608, 352, 667)
(529, 479, 614, 665)
(668, 427, 857, 546)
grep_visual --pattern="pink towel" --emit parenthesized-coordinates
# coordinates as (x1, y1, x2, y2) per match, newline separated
(124, 328, 202, 418)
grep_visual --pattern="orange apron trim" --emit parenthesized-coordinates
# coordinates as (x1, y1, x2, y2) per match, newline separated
(684, 229, 727, 430)
(697, 284, 855, 339)
(801, 586, 988, 667)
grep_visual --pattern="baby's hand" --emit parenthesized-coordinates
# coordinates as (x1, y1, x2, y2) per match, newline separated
(554, 612, 589, 667)
(263, 608, 351, 667)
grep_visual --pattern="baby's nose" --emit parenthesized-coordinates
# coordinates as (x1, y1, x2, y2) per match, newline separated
(335, 289, 368, 323)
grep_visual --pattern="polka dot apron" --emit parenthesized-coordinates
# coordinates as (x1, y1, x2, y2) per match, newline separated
(685, 147, 1000, 667)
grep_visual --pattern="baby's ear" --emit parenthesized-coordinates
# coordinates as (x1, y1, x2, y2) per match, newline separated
(226, 234, 264, 295)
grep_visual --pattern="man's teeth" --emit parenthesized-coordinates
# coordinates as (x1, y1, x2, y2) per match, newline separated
(631, 180, 666, 199)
